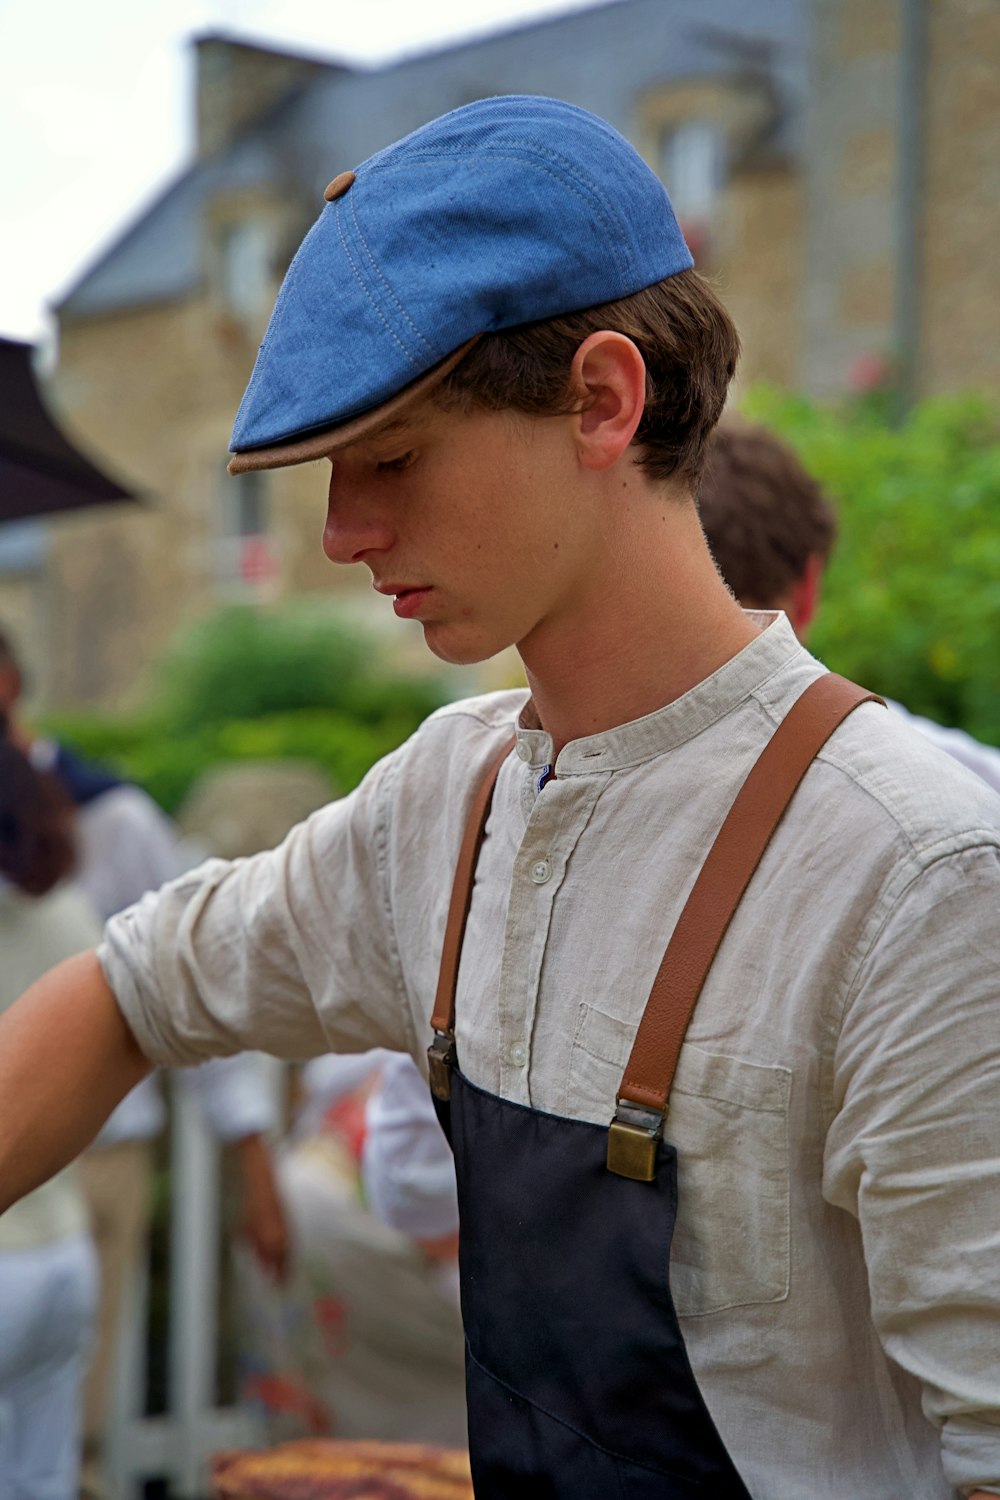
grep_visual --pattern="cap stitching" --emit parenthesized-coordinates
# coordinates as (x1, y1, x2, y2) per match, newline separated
(348, 190, 437, 362)
(231, 218, 319, 437)
(334, 200, 424, 372)
(378, 143, 633, 208)
(369, 148, 636, 285)
(232, 349, 266, 437)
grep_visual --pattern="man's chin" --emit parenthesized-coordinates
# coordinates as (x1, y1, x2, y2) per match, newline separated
(421, 622, 512, 668)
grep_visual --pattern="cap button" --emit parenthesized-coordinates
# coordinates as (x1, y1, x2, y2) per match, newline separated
(324, 171, 356, 202)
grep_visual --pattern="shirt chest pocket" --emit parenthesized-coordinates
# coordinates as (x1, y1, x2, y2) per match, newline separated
(567, 1003, 792, 1317)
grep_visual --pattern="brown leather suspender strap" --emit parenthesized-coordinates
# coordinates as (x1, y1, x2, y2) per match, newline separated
(428, 733, 516, 1100)
(426, 676, 883, 1152)
(607, 673, 883, 1180)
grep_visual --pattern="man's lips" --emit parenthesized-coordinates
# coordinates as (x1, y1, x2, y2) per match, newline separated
(374, 582, 433, 619)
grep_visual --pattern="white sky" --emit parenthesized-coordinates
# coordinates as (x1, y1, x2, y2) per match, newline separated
(0, 0, 613, 344)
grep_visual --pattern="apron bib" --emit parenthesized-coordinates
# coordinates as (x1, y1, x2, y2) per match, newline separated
(429, 674, 880, 1498)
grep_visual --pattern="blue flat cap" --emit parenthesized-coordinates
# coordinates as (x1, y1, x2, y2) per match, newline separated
(228, 95, 692, 473)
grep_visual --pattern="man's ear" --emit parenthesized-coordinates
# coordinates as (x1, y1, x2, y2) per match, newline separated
(568, 332, 647, 471)
(0, 665, 21, 714)
(787, 552, 825, 640)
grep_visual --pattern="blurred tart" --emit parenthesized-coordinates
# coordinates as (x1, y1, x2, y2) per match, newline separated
(212, 1439, 474, 1499)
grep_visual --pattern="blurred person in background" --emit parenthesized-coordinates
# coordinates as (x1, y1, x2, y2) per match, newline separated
(0, 625, 289, 1497)
(363, 1052, 460, 1298)
(239, 1049, 466, 1448)
(697, 422, 1000, 795)
(0, 723, 100, 1498)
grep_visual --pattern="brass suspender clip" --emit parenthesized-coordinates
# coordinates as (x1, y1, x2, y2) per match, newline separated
(606, 1100, 665, 1181)
(427, 1030, 457, 1102)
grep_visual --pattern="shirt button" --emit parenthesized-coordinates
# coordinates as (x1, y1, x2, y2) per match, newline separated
(530, 858, 551, 884)
(511, 1044, 527, 1067)
(515, 741, 531, 762)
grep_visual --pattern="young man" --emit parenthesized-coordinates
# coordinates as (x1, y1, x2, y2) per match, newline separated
(698, 419, 1000, 794)
(1, 98, 998, 1499)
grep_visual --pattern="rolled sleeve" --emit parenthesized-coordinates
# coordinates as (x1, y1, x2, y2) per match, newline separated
(824, 843, 1000, 1494)
(98, 750, 416, 1070)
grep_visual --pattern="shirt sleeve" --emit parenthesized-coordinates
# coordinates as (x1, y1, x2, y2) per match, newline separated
(823, 842, 1000, 1495)
(98, 747, 417, 1069)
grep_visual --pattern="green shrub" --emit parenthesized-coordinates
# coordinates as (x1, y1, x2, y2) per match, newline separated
(740, 388, 1000, 746)
(43, 605, 450, 812)
(157, 604, 443, 729)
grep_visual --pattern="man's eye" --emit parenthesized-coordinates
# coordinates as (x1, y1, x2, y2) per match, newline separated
(376, 451, 416, 473)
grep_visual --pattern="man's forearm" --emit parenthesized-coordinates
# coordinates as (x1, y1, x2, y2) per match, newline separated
(234, 1132, 291, 1282)
(0, 951, 151, 1212)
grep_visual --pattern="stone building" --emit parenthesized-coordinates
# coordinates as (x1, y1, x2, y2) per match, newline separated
(2, 0, 995, 710)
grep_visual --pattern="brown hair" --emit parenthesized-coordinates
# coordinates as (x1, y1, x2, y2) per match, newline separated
(697, 420, 838, 606)
(0, 724, 77, 897)
(435, 270, 740, 487)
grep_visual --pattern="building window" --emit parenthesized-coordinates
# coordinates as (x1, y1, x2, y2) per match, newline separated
(216, 468, 279, 596)
(219, 218, 276, 328)
(658, 120, 726, 230)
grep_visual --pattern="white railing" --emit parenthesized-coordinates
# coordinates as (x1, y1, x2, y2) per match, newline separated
(105, 1062, 286, 1499)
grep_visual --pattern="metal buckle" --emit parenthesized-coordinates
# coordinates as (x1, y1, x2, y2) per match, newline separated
(427, 1031, 456, 1102)
(606, 1100, 665, 1181)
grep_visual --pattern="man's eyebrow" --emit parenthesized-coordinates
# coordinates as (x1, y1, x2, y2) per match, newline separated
(372, 417, 418, 441)
(339, 415, 418, 455)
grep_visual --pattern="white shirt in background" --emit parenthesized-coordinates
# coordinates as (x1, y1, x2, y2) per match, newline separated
(889, 698, 1000, 795)
(363, 1054, 459, 1242)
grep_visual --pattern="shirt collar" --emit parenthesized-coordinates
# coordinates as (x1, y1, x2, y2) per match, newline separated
(514, 611, 805, 774)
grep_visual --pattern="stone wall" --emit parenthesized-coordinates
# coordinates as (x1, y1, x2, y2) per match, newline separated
(803, 0, 999, 400)
(920, 0, 1000, 395)
(719, 167, 805, 395)
(802, 0, 902, 396)
(195, 36, 330, 157)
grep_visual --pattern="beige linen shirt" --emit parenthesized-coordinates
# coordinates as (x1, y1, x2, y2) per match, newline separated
(101, 614, 1000, 1498)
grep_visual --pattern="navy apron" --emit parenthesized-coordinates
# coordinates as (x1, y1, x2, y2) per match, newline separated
(428, 675, 880, 1498)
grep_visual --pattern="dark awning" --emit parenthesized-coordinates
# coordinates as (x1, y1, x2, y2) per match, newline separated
(0, 337, 137, 521)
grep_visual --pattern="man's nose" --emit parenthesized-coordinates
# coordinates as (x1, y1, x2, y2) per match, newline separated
(322, 479, 395, 565)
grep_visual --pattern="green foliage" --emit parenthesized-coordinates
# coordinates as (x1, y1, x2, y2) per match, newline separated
(740, 387, 1000, 746)
(44, 605, 449, 813)
(156, 604, 440, 729)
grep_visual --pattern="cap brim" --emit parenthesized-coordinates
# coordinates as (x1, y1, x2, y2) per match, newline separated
(227, 337, 480, 475)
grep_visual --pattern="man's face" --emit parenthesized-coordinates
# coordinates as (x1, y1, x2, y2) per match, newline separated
(322, 399, 604, 666)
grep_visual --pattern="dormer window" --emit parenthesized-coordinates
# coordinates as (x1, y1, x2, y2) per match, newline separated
(658, 120, 726, 228)
(216, 466, 279, 597)
(219, 218, 276, 329)
(639, 76, 778, 264)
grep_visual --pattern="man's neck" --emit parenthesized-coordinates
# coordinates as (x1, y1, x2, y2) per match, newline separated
(519, 501, 762, 759)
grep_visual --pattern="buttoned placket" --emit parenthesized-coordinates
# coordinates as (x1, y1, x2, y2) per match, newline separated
(495, 753, 611, 1104)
